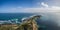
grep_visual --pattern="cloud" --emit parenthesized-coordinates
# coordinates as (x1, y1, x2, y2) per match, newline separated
(20, 6, 60, 13)
(41, 2, 48, 7)
(7, 6, 60, 13)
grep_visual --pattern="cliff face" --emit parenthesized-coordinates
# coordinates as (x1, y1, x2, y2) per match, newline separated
(17, 19, 38, 30)
(16, 15, 41, 30)
(32, 20, 38, 30)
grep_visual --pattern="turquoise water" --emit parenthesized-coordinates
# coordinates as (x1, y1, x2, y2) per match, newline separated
(0, 13, 34, 20)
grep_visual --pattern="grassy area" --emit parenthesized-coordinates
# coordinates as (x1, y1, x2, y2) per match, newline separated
(0, 24, 18, 30)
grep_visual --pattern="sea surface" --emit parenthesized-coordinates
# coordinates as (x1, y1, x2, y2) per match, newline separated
(0, 13, 60, 30)
(0, 13, 34, 20)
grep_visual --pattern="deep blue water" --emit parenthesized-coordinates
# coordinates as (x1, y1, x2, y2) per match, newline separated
(0, 13, 34, 20)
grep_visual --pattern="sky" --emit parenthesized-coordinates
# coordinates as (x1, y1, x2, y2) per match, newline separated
(0, 0, 60, 13)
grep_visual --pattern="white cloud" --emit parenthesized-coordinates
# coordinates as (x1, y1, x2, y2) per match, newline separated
(41, 2, 48, 7)
(20, 6, 60, 13)
(9, 6, 60, 13)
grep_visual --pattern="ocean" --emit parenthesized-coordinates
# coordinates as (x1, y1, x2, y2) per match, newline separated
(0, 13, 60, 30)
(0, 13, 34, 20)
(0, 13, 47, 30)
